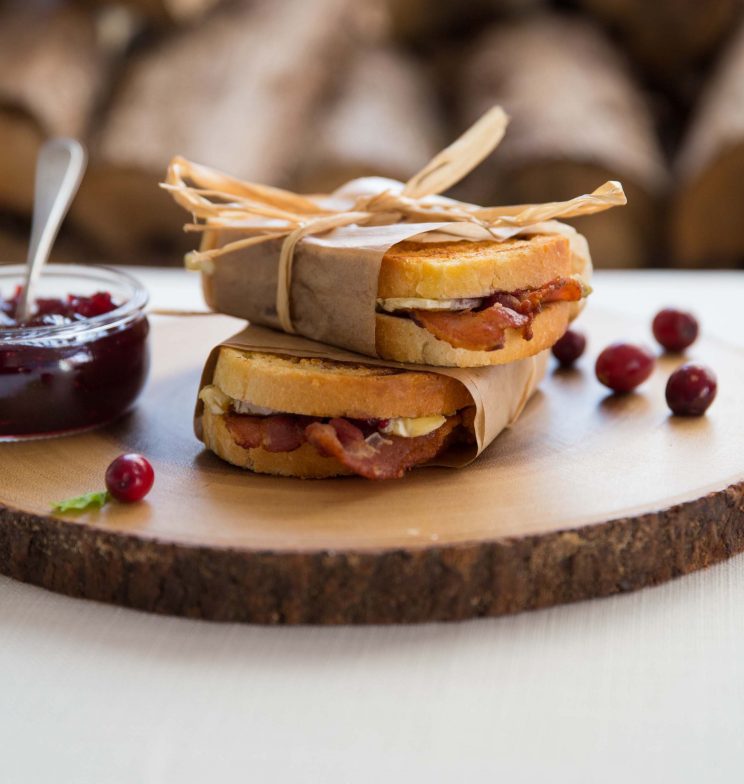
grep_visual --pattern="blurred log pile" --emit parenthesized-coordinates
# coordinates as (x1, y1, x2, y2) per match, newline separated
(458, 15, 667, 268)
(1, 0, 744, 268)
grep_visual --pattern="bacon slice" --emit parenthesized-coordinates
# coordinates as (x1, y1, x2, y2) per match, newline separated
(411, 276, 585, 352)
(225, 413, 309, 453)
(413, 304, 528, 352)
(517, 276, 585, 310)
(223, 411, 466, 479)
(304, 415, 460, 480)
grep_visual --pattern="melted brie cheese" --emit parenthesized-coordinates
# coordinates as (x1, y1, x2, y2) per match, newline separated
(232, 400, 277, 416)
(377, 297, 481, 313)
(200, 385, 277, 416)
(381, 415, 446, 438)
(199, 385, 231, 415)
(376, 275, 592, 313)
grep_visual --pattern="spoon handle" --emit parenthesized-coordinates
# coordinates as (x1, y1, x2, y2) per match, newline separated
(15, 138, 87, 322)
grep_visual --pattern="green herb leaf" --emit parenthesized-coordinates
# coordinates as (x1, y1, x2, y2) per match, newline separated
(52, 491, 110, 513)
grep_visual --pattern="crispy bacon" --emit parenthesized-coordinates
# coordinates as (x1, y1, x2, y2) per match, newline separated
(413, 304, 528, 352)
(411, 276, 584, 352)
(517, 276, 585, 310)
(225, 413, 309, 453)
(305, 415, 460, 480)
(223, 410, 466, 479)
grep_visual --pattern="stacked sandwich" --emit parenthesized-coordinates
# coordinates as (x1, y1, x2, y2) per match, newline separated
(194, 232, 588, 479)
(167, 108, 619, 480)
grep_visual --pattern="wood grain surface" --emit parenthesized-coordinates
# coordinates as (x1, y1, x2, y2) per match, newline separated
(1, 305, 743, 623)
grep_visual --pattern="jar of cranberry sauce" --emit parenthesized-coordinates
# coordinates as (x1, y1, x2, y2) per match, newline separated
(0, 264, 150, 440)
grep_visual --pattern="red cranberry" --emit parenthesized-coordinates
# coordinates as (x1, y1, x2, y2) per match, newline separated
(552, 329, 586, 367)
(666, 363, 717, 416)
(652, 308, 699, 352)
(595, 343, 655, 393)
(105, 453, 154, 503)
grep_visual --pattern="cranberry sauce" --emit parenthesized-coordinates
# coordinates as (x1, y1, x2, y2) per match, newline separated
(0, 287, 150, 438)
(0, 286, 122, 326)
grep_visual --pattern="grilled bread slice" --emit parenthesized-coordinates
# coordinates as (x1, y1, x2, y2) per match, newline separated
(210, 348, 472, 419)
(378, 235, 572, 299)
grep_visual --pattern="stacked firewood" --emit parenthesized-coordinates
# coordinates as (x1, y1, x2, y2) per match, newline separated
(1, 0, 743, 268)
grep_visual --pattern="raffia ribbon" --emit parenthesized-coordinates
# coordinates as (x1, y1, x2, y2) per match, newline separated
(162, 106, 626, 334)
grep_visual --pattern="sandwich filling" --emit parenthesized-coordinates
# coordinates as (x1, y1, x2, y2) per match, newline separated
(201, 385, 473, 480)
(377, 275, 589, 352)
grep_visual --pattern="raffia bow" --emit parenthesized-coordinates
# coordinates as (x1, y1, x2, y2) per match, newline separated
(162, 106, 626, 333)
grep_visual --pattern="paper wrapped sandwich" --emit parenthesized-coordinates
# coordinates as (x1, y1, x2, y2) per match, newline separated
(196, 326, 547, 480)
(163, 107, 624, 367)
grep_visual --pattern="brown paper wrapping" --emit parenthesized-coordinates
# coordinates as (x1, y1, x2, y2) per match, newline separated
(164, 106, 626, 358)
(195, 212, 597, 357)
(196, 324, 548, 468)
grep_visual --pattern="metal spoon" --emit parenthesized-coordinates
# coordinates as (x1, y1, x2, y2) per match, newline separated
(14, 138, 88, 323)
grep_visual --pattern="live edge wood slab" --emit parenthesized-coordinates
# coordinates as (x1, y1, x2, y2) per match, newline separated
(1, 308, 743, 624)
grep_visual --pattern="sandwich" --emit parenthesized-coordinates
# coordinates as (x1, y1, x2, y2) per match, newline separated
(198, 348, 477, 480)
(375, 232, 589, 366)
(197, 228, 590, 368)
(166, 108, 620, 370)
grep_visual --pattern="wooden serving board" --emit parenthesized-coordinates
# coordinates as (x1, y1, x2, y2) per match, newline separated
(1, 308, 743, 624)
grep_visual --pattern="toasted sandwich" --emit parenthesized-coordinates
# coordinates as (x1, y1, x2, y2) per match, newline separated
(199, 230, 589, 367)
(375, 233, 588, 366)
(198, 348, 478, 480)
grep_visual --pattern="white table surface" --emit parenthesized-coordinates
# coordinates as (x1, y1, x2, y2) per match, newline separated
(3, 268, 744, 783)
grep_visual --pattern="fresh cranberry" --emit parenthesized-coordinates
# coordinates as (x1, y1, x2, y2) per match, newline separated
(552, 329, 586, 367)
(595, 343, 655, 393)
(105, 453, 154, 503)
(652, 308, 699, 352)
(665, 364, 717, 416)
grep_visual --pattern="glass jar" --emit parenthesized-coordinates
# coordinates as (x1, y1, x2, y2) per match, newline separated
(0, 264, 150, 440)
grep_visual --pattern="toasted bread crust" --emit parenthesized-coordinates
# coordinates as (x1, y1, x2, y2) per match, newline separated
(378, 234, 572, 299)
(212, 348, 473, 418)
(203, 408, 352, 478)
(375, 302, 571, 366)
